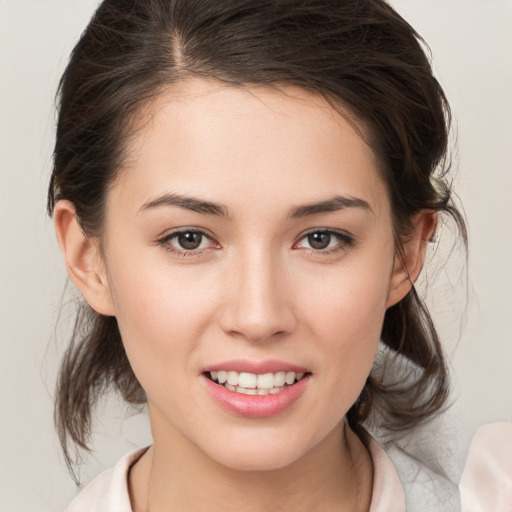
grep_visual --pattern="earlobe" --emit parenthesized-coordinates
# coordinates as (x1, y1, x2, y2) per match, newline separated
(53, 200, 115, 316)
(386, 210, 437, 308)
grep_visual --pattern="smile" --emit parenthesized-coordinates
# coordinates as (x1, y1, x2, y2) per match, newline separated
(202, 365, 311, 418)
(208, 370, 306, 395)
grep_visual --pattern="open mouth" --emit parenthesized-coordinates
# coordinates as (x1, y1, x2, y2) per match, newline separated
(205, 370, 309, 396)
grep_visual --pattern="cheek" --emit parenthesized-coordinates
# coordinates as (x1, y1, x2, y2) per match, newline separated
(300, 254, 391, 339)
(297, 256, 392, 393)
(105, 253, 220, 390)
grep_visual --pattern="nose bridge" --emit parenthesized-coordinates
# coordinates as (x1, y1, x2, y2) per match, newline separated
(220, 240, 295, 342)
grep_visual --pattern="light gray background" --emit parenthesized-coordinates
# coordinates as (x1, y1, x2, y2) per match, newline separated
(1, 1, 511, 510)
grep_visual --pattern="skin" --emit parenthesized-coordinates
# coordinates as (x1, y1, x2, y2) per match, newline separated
(54, 78, 436, 511)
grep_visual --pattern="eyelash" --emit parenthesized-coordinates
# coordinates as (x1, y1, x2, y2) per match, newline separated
(294, 229, 356, 256)
(156, 228, 355, 258)
(157, 228, 218, 258)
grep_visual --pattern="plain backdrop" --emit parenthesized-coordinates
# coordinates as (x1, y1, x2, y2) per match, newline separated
(1, 1, 511, 510)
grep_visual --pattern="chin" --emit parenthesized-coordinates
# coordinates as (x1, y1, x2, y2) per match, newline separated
(209, 445, 305, 472)
(195, 426, 326, 473)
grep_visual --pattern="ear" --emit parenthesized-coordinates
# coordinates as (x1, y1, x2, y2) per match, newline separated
(53, 200, 115, 316)
(386, 210, 437, 308)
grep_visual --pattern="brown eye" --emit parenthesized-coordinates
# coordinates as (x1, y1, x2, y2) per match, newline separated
(294, 229, 355, 254)
(177, 231, 203, 250)
(307, 232, 332, 250)
(158, 229, 216, 254)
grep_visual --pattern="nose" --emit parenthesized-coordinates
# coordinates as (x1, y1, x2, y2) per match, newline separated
(218, 246, 297, 343)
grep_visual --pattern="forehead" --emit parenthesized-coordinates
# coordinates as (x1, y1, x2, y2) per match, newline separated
(113, 78, 389, 217)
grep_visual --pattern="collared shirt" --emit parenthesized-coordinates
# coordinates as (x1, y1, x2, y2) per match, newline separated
(67, 438, 406, 512)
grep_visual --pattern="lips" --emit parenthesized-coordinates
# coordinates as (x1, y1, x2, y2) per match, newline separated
(201, 360, 311, 418)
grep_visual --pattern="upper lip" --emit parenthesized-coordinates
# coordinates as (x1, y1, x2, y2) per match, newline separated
(202, 359, 309, 374)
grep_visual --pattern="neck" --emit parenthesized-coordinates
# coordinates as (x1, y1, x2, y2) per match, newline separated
(129, 419, 373, 512)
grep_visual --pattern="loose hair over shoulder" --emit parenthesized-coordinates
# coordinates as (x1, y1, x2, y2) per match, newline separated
(48, 0, 466, 478)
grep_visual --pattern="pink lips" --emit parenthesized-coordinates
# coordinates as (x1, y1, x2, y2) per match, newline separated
(201, 359, 311, 418)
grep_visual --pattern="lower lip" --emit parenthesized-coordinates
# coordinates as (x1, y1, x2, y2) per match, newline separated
(202, 375, 310, 418)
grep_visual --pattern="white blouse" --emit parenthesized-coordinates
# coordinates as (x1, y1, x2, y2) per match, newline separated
(66, 439, 406, 512)
(66, 423, 512, 512)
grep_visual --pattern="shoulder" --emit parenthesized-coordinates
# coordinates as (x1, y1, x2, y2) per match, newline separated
(368, 433, 459, 512)
(367, 438, 406, 512)
(66, 448, 148, 512)
(383, 436, 460, 512)
(459, 422, 512, 512)
(367, 344, 463, 511)
(368, 416, 462, 512)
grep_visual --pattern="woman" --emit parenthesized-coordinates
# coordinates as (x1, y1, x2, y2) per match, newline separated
(48, 0, 467, 510)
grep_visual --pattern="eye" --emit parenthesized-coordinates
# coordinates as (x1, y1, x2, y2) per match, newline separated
(294, 229, 354, 253)
(173, 231, 208, 250)
(157, 228, 219, 256)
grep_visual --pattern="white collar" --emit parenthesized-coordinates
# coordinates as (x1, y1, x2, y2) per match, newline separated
(67, 440, 405, 512)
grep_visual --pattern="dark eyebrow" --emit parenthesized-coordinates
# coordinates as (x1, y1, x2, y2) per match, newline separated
(288, 195, 372, 218)
(139, 193, 370, 218)
(138, 193, 230, 217)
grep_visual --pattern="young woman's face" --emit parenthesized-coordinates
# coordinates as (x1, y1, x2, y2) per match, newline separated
(101, 79, 398, 470)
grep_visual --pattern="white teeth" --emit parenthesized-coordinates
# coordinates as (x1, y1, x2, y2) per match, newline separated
(227, 371, 239, 386)
(236, 386, 258, 395)
(238, 372, 257, 388)
(209, 369, 307, 395)
(274, 371, 286, 387)
(285, 372, 296, 385)
(257, 372, 275, 389)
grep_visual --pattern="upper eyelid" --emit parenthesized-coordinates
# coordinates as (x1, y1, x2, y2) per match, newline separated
(158, 227, 215, 241)
(296, 227, 354, 240)
(301, 228, 346, 235)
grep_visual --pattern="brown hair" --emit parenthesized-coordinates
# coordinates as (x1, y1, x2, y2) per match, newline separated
(48, 0, 466, 479)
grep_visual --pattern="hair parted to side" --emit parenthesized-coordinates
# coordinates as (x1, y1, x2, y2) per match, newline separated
(48, 0, 467, 480)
